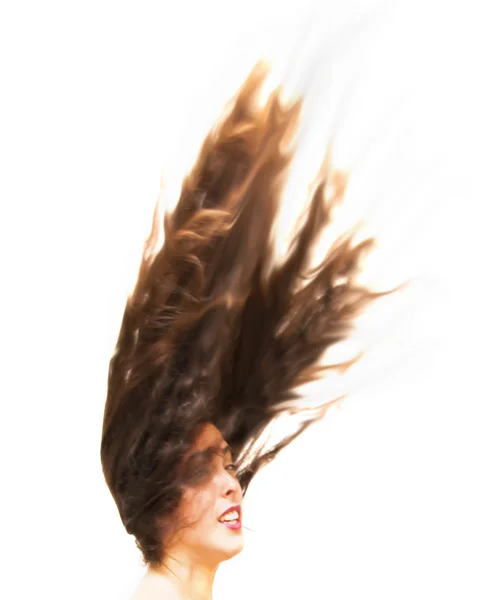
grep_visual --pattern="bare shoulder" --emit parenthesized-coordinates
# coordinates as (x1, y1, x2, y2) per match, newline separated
(130, 585, 181, 600)
(129, 570, 182, 600)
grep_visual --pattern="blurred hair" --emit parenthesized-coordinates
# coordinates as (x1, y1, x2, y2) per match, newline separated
(101, 61, 381, 566)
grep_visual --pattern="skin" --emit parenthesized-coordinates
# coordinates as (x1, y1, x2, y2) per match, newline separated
(131, 423, 244, 600)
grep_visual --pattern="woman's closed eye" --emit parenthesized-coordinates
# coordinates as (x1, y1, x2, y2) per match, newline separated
(225, 463, 239, 476)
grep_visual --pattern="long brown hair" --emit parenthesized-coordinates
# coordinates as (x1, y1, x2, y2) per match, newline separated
(101, 61, 381, 566)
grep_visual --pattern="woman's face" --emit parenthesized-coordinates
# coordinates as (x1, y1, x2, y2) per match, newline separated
(168, 423, 244, 565)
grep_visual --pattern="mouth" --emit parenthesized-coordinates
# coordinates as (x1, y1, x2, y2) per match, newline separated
(220, 519, 242, 530)
(218, 504, 242, 530)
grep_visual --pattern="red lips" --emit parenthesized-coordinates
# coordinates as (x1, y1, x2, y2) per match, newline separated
(218, 504, 242, 521)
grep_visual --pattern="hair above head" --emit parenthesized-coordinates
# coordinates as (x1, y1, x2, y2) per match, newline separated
(101, 60, 382, 566)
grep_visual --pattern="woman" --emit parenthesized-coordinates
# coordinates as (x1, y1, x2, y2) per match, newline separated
(125, 422, 244, 599)
(101, 61, 380, 600)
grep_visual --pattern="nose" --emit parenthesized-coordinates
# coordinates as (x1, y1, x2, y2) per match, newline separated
(219, 469, 242, 500)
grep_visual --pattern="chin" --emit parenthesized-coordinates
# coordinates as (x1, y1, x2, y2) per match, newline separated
(211, 531, 245, 562)
(219, 541, 244, 562)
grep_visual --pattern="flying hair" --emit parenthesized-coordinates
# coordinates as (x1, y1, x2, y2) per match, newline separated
(101, 60, 384, 566)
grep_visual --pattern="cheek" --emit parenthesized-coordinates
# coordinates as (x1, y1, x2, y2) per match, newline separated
(181, 486, 217, 533)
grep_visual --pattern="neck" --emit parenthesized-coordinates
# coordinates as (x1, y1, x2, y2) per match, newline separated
(150, 549, 218, 600)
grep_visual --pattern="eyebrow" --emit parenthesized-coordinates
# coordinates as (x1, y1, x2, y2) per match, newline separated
(221, 444, 232, 456)
(187, 443, 232, 462)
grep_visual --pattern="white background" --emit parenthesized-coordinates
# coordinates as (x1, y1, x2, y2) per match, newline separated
(1, 1, 493, 598)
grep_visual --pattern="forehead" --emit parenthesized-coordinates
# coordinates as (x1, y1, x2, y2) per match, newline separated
(178, 423, 233, 482)
(191, 423, 227, 452)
